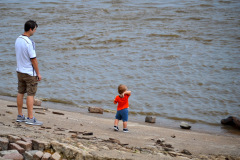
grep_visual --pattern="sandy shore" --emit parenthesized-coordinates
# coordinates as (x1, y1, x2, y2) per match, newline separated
(0, 98, 239, 160)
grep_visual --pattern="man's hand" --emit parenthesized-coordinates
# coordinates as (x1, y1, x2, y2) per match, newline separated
(37, 74, 42, 81)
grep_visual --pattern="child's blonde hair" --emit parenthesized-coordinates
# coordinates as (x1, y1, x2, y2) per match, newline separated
(118, 84, 127, 94)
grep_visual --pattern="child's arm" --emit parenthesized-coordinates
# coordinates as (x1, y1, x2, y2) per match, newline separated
(121, 90, 131, 97)
(114, 96, 118, 104)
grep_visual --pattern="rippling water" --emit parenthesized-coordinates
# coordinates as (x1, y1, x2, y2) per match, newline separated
(0, 0, 240, 134)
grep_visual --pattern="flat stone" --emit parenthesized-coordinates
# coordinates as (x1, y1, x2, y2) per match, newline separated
(54, 128, 66, 131)
(35, 111, 45, 115)
(82, 132, 93, 136)
(88, 107, 104, 114)
(164, 147, 174, 151)
(0, 150, 19, 156)
(51, 141, 83, 159)
(0, 137, 9, 150)
(52, 111, 64, 115)
(27, 150, 39, 156)
(32, 140, 50, 151)
(2, 151, 23, 160)
(41, 152, 52, 160)
(7, 105, 17, 108)
(180, 122, 191, 129)
(51, 152, 61, 160)
(181, 149, 192, 155)
(33, 150, 43, 160)
(21, 137, 33, 143)
(69, 130, 83, 134)
(101, 146, 109, 150)
(16, 140, 32, 151)
(9, 143, 25, 154)
(23, 151, 33, 160)
(156, 138, 165, 144)
(23, 150, 39, 160)
(33, 107, 47, 110)
(108, 138, 120, 144)
(8, 135, 21, 143)
(77, 136, 97, 140)
(145, 116, 156, 123)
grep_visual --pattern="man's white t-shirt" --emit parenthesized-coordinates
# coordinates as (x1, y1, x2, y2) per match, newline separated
(15, 35, 36, 76)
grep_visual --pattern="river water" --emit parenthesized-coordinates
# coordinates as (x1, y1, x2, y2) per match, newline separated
(0, 0, 239, 135)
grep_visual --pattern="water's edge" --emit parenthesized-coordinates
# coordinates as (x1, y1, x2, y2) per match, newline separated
(1, 95, 239, 138)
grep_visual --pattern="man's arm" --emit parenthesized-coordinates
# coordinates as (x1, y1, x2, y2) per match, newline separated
(31, 58, 41, 81)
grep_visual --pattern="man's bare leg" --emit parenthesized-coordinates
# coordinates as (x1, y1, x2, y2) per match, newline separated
(26, 96, 34, 119)
(17, 93, 24, 116)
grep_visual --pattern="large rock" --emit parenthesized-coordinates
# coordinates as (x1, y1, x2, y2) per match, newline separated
(221, 116, 240, 128)
(23, 150, 39, 160)
(0, 150, 19, 156)
(34, 99, 42, 106)
(16, 140, 32, 151)
(51, 141, 78, 159)
(0, 137, 9, 150)
(0, 150, 23, 160)
(233, 117, 240, 128)
(32, 140, 50, 151)
(21, 137, 33, 144)
(9, 143, 25, 154)
(50, 152, 61, 160)
(51, 141, 92, 160)
(42, 152, 52, 160)
(88, 107, 104, 114)
(7, 135, 21, 143)
(145, 116, 156, 123)
(33, 151, 43, 160)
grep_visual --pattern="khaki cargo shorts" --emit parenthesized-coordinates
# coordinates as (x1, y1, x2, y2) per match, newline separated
(17, 72, 38, 96)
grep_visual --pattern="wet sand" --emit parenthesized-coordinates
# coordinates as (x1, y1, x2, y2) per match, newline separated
(0, 98, 239, 159)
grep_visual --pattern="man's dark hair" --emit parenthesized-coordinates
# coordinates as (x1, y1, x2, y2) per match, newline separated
(24, 20, 38, 32)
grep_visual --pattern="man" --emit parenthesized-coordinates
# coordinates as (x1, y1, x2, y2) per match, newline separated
(15, 20, 43, 125)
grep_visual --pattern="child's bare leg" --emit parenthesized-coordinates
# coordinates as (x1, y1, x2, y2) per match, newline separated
(114, 119, 119, 126)
(123, 121, 127, 129)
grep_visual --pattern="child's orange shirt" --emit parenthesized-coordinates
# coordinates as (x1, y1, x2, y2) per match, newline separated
(114, 94, 130, 111)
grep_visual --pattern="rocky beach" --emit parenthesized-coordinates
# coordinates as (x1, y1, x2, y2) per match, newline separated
(0, 98, 240, 160)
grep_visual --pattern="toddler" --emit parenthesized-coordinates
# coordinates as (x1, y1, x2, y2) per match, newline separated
(113, 84, 131, 132)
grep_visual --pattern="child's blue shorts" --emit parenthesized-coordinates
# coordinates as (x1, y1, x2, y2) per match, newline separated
(115, 108, 128, 122)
